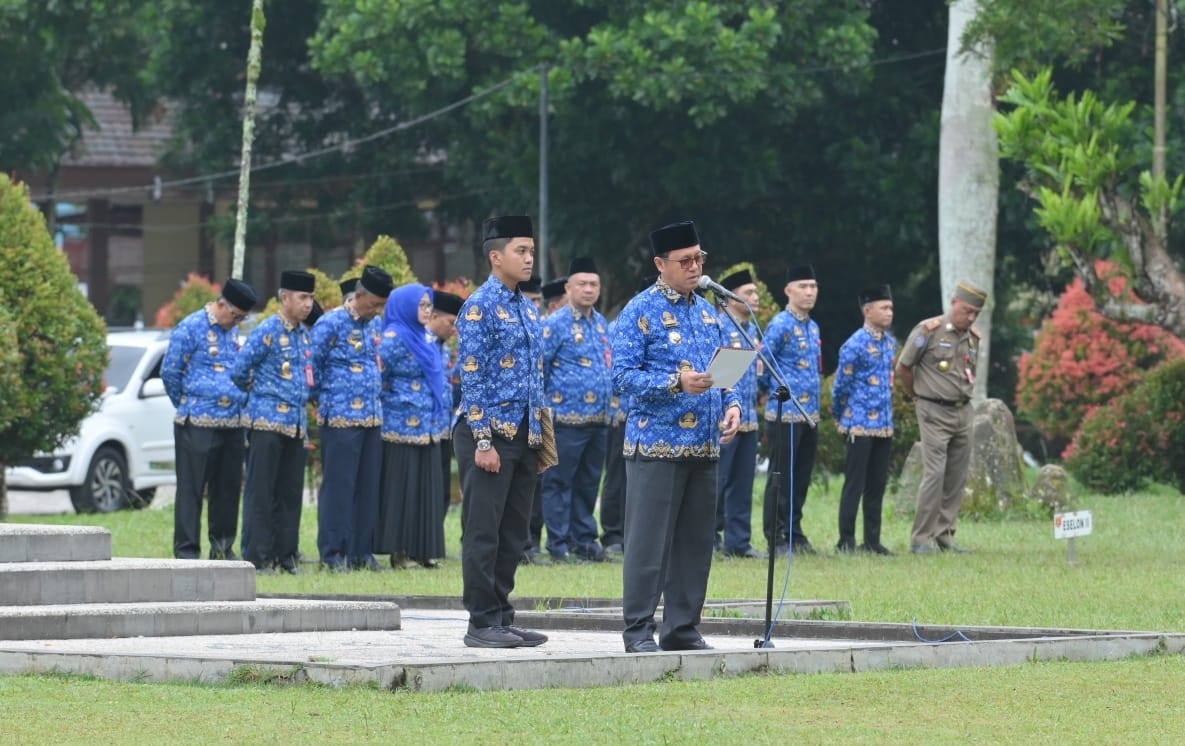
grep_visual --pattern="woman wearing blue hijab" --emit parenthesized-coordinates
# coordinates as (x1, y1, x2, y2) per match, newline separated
(375, 283, 448, 568)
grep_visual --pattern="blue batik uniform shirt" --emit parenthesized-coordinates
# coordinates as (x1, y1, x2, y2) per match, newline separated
(379, 329, 440, 445)
(607, 320, 627, 426)
(231, 314, 313, 438)
(543, 304, 613, 427)
(311, 307, 384, 429)
(717, 308, 760, 433)
(831, 324, 896, 437)
(456, 274, 545, 447)
(432, 335, 456, 440)
(162, 305, 247, 428)
(611, 278, 741, 460)
(762, 307, 821, 423)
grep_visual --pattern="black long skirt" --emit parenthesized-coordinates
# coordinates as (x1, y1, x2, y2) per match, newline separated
(375, 441, 446, 560)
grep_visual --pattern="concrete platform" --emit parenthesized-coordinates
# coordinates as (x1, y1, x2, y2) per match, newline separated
(0, 558, 257, 606)
(2, 606, 1181, 693)
(0, 524, 111, 563)
(0, 599, 401, 640)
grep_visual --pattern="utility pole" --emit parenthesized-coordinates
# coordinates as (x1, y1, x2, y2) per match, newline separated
(538, 63, 550, 281)
(232, 0, 266, 280)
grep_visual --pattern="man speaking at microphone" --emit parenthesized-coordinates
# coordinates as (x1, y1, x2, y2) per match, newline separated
(611, 220, 742, 653)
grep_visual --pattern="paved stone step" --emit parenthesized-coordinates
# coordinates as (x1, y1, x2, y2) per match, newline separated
(0, 558, 256, 606)
(0, 524, 112, 563)
(0, 599, 401, 640)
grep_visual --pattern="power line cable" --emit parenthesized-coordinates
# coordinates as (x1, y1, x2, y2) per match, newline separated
(34, 46, 947, 204)
(34, 69, 533, 202)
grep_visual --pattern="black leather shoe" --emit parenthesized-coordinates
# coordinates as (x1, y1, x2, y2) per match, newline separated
(625, 639, 660, 653)
(573, 545, 608, 563)
(520, 548, 552, 566)
(661, 637, 713, 651)
(726, 547, 768, 559)
(464, 625, 523, 648)
(937, 541, 972, 554)
(835, 540, 857, 554)
(910, 544, 937, 555)
(774, 543, 791, 558)
(505, 625, 548, 647)
(859, 543, 895, 556)
(791, 542, 817, 556)
(358, 555, 386, 572)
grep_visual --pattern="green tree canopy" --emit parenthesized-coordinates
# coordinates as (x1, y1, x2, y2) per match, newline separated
(996, 68, 1185, 337)
(0, 0, 153, 174)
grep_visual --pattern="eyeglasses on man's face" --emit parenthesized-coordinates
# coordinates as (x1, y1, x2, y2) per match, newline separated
(663, 251, 707, 270)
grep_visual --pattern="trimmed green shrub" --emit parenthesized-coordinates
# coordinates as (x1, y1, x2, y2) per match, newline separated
(0, 176, 107, 503)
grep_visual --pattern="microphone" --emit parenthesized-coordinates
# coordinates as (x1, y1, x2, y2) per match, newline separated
(698, 275, 747, 305)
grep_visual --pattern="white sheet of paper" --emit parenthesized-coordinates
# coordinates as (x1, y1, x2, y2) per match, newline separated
(706, 346, 758, 389)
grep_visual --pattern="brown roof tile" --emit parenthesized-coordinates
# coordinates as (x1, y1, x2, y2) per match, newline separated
(64, 89, 175, 168)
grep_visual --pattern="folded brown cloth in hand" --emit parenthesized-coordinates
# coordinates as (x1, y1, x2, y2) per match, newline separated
(540, 407, 559, 469)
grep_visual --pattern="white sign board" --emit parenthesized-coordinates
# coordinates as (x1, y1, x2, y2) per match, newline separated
(1054, 510, 1093, 539)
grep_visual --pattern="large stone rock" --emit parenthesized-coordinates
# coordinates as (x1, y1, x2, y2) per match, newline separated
(891, 442, 924, 517)
(890, 398, 1027, 517)
(964, 399, 1027, 515)
(1030, 464, 1074, 512)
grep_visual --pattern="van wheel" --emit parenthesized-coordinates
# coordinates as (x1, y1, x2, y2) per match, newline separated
(69, 446, 129, 513)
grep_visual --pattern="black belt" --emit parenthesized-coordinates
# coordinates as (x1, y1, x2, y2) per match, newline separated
(916, 395, 970, 408)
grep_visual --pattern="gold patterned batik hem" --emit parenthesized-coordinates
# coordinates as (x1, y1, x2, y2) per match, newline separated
(555, 413, 611, 427)
(489, 418, 520, 441)
(245, 418, 300, 438)
(837, 426, 894, 438)
(322, 415, 383, 429)
(381, 432, 436, 445)
(623, 440, 720, 460)
(177, 414, 245, 429)
(738, 423, 759, 433)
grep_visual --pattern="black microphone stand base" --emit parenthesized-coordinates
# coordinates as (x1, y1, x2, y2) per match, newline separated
(757, 385, 793, 649)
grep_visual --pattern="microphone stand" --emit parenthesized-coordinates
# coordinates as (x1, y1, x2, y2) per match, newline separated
(719, 304, 814, 649)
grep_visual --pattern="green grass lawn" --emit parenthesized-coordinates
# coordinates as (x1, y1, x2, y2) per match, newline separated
(5, 478, 1185, 743)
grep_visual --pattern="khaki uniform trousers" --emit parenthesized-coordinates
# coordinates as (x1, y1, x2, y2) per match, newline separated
(910, 399, 973, 546)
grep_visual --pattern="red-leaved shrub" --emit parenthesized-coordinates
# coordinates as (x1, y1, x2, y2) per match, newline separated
(1016, 263, 1185, 440)
(154, 273, 220, 328)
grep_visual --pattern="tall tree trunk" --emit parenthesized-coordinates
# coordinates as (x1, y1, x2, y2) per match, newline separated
(232, 0, 266, 280)
(939, 0, 998, 401)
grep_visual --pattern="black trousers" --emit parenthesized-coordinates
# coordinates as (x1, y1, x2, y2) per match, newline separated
(527, 476, 545, 552)
(456, 418, 538, 629)
(762, 421, 818, 548)
(599, 420, 626, 547)
(317, 426, 382, 568)
(243, 429, 306, 569)
(173, 423, 245, 559)
(440, 436, 454, 516)
(837, 435, 893, 547)
(622, 458, 716, 649)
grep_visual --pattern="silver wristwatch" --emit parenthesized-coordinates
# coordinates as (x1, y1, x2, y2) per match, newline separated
(476, 439, 493, 452)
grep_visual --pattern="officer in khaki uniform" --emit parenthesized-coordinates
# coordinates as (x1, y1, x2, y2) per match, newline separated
(895, 280, 987, 554)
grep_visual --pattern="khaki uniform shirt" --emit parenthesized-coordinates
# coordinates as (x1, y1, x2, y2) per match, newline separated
(896, 314, 978, 402)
